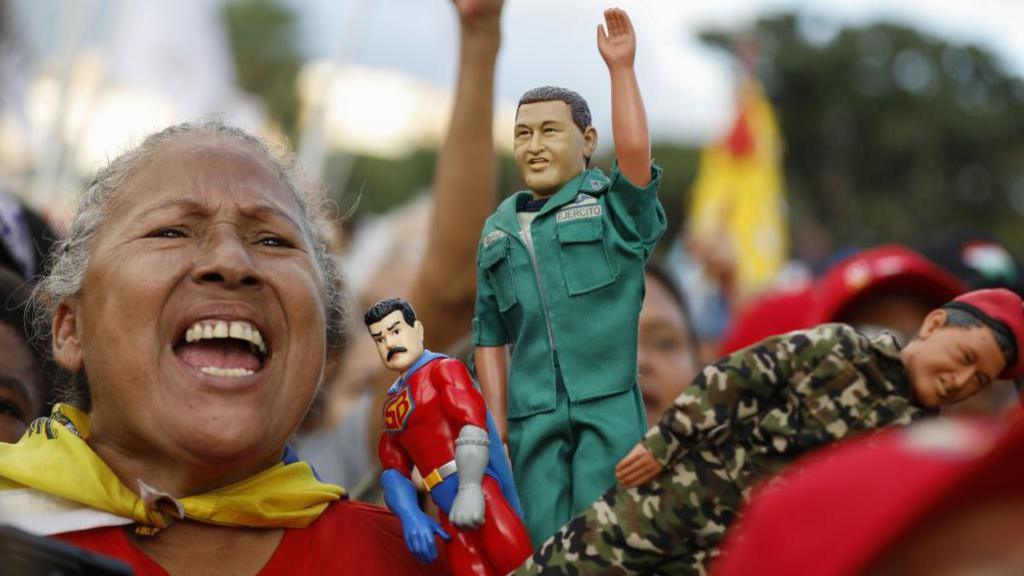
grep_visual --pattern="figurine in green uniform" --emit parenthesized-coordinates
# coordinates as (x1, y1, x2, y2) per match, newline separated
(472, 7, 666, 544)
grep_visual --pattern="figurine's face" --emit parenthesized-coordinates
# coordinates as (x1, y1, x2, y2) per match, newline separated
(903, 310, 1007, 408)
(368, 310, 424, 373)
(514, 100, 597, 198)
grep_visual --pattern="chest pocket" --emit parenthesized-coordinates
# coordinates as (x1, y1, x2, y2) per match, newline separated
(480, 236, 517, 312)
(791, 368, 883, 442)
(556, 217, 616, 295)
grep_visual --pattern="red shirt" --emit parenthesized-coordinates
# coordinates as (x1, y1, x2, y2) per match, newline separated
(55, 500, 447, 575)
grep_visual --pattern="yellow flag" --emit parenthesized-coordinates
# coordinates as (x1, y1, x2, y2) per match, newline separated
(688, 77, 788, 297)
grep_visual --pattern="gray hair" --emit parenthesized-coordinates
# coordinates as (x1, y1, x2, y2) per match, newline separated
(517, 85, 592, 133)
(31, 120, 347, 409)
(517, 86, 594, 165)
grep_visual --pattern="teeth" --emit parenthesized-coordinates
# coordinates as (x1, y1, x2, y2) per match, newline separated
(183, 319, 267, 354)
(199, 366, 255, 378)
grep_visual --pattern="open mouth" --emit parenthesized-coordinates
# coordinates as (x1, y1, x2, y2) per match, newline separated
(528, 157, 549, 168)
(173, 319, 268, 378)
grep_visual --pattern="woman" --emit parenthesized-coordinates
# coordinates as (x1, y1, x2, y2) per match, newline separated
(0, 122, 446, 575)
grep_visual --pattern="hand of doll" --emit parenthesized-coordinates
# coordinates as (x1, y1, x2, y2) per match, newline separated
(453, 0, 504, 34)
(597, 8, 637, 70)
(615, 443, 664, 487)
(401, 509, 451, 563)
(449, 483, 486, 530)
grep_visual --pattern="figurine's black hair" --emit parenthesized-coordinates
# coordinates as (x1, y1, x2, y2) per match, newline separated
(364, 297, 417, 328)
(942, 305, 1016, 367)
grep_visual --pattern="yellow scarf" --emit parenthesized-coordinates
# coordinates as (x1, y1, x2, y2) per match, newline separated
(0, 404, 344, 535)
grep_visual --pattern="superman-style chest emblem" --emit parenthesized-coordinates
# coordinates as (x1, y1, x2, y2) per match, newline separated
(383, 387, 415, 433)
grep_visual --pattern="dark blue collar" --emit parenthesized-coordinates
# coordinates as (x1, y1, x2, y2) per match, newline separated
(387, 349, 447, 394)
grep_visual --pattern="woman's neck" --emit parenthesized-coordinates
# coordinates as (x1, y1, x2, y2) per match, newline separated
(87, 432, 282, 498)
(128, 519, 284, 575)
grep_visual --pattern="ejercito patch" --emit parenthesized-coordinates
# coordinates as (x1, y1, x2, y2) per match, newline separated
(556, 205, 603, 222)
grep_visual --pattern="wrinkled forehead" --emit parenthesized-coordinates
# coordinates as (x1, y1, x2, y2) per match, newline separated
(515, 100, 575, 127)
(112, 136, 305, 226)
(368, 310, 409, 336)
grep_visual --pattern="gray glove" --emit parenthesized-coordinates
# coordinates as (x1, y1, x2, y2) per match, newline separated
(449, 424, 489, 530)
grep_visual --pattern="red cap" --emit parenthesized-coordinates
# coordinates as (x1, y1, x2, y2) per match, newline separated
(718, 286, 815, 355)
(811, 245, 966, 325)
(718, 245, 965, 355)
(945, 288, 1024, 379)
(714, 417, 1024, 576)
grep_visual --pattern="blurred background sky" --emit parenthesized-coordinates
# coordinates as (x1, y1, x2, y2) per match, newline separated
(2, 0, 1023, 263)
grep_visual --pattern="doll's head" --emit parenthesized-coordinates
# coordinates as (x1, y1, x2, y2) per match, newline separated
(365, 297, 424, 373)
(514, 86, 598, 198)
(902, 289, 1023, 407)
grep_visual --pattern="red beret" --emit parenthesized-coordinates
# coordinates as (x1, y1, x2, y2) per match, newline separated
(812, 245, 966, 325)
(945, 288, 1024, 380)
(714, 417, 1024, 576)
(718, 245, 965, 355)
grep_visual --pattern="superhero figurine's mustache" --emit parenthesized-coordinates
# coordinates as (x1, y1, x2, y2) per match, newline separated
(387, 347, 408, 361)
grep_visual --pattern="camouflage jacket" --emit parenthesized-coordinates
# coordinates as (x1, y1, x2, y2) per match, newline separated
(644, 323, 937, 485)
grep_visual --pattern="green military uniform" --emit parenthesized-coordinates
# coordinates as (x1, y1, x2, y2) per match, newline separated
(516, 323, 937, 575)
(473, 164, 666, 544)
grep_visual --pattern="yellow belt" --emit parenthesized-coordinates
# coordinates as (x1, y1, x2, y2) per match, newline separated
(422, 460, 458, 492)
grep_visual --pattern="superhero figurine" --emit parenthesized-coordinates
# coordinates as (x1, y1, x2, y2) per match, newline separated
(367, 298, 532, 576)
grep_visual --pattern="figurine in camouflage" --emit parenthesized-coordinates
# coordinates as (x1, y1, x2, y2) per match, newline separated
(516, 295, 1020, 575)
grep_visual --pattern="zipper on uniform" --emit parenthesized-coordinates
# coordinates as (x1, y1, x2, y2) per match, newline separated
(517, 226, 557, 354)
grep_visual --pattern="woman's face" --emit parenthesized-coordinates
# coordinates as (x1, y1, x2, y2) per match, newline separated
(637, 273, 699, 428)
(53, 137, 327, 473)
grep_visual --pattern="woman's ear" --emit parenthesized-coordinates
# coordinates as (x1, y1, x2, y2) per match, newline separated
(52, 302, 83, 373)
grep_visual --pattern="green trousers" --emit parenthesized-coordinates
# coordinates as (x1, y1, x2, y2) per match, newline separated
(508, 369, 646, 546)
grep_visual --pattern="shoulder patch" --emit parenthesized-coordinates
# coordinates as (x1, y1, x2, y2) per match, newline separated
(571, 193, 598, 206)
(586, 177, 608, 192)
(482, 230, 508, 247)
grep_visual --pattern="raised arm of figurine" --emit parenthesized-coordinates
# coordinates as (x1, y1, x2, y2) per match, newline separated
(411, 0, 503, 347)
(597, 8, 650, 187)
